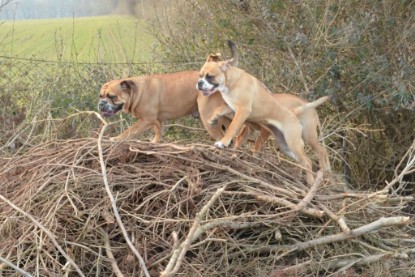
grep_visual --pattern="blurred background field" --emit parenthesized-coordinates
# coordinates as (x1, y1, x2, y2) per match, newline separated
(0, 0, 178, 63)
(0, 15, 154, 63)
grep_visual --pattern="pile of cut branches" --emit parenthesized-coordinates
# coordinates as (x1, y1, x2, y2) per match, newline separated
(0, 129, 414, 276)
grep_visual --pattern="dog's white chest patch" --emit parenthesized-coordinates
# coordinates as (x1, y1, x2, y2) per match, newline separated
(219, 87, 236, 111)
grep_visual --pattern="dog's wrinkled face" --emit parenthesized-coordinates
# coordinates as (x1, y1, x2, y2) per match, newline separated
(196, 54, 230, 97)
(98, 80, 133, 117)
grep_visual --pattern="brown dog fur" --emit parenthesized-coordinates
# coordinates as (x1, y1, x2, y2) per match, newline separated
(98, 44, 238, 143)
(197, 51, 318, 184)
(235, 93, 330, 171)
(99, 72, 202, 142)
(99, 73, 233, 143)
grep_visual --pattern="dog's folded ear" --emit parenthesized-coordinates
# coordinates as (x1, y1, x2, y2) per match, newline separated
(120, 80, 136, 93)
(206, 53, 222, 63)
(101, 83, 109, 90)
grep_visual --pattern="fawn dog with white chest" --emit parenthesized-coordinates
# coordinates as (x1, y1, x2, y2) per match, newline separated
(196, 41, 328, 184)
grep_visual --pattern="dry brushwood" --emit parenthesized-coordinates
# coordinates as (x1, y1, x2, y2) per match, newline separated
(0, 128, 414, 276)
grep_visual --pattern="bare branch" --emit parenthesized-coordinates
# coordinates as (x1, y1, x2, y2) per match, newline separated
(97, 115, 150, 277)
(102, 231, 125, 277)
(292, 216, 409, 252)
(0, 256, 33, 277)
(161, 184, 227, 277)
(296, 170, 324, 210)
(0, 194, 85, 277)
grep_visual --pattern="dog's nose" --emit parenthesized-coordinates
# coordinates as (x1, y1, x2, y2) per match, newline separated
(98, 100, 106, 110)
(197, 80, 204, 90)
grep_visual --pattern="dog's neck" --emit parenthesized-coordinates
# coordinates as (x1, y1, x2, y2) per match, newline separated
(218, 66, 242, 94)
(218, 85, 229, 94)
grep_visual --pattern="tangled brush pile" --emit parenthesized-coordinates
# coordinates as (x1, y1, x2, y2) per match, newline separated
(0, 133, 414, 276)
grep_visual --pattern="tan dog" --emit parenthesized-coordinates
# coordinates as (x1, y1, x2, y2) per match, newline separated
(196, 49, 317, 184)
(234, 94, 330, 171)
(98, 72, 198, 142)
(98, 43, 238, 143)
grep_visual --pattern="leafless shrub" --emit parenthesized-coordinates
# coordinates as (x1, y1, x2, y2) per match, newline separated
(0, 113, 413, 276)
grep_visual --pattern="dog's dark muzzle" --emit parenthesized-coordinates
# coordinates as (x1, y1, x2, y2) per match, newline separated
(197, 80, 205, 91)
(98, 99, 123, 117)
(98, 100, 107, 111)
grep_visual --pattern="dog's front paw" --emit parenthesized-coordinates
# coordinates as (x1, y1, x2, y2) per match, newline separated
(214, 141, 226, 149)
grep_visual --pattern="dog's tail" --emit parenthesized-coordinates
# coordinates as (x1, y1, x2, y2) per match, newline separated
(292, 96, 330, 116)
(227, 40, 239, 67)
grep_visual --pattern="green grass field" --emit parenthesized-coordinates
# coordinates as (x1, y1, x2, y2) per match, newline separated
(0, 16, 155, 63)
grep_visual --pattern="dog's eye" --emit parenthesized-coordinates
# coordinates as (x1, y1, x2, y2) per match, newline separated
(108, 95, 116, 100)
(205, 74, 213, 80)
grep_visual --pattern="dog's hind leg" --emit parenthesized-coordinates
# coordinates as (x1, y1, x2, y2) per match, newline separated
(234, 125, 251, 149)
(301, 115, 331, 172)
(303, 127, 330, 172)
(267, 124, 314, 185)
(290, 143, 314, 185)
(252, 127, 271, 153)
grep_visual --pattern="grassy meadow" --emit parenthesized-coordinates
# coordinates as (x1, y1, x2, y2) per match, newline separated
(0, 15, 164, 138)
(0, 15, 155, 63)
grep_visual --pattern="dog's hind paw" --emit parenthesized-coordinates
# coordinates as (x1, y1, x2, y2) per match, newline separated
(214, 141, 226, 148)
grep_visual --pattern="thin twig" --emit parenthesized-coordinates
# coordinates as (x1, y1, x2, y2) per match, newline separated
(256, 194, 324, 218)
(0, 194, 85, 277)
(329, 252, 408, 271)
(0, 256, 34, 277)
(296, 170, 324, 210)
(161, 184, 227, 277)
(292, 216, 409, 251)
(102, 231, 125, 277)
(257, 216, 409, 258)
(208, 163, 297, 198)
(96, 114, 150, 277)
(384, 138, 415, 192)
(318, 203, 350, 232)
(286, 45, 310, 94)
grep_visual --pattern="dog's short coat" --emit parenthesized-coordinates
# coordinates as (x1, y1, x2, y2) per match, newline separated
(234, 93, 330, 172)
(197, 45, 321, 184)
(97, 44, 239, 143)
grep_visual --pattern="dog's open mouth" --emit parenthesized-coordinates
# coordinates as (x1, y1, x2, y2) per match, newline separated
(201, 86, 218, 96)
(99, 102, 124, 117)
(101, 110, 117, 117)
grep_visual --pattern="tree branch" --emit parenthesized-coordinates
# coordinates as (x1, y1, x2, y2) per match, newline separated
(0, 194, 85, 277)
(96, 113, 150, 277)
(292, 216, 409, 251)
(102, 231, 125, 277)
(256, 194, 324, 218)
(0, 256, 33, 277)
(160, 184, 227, 277)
